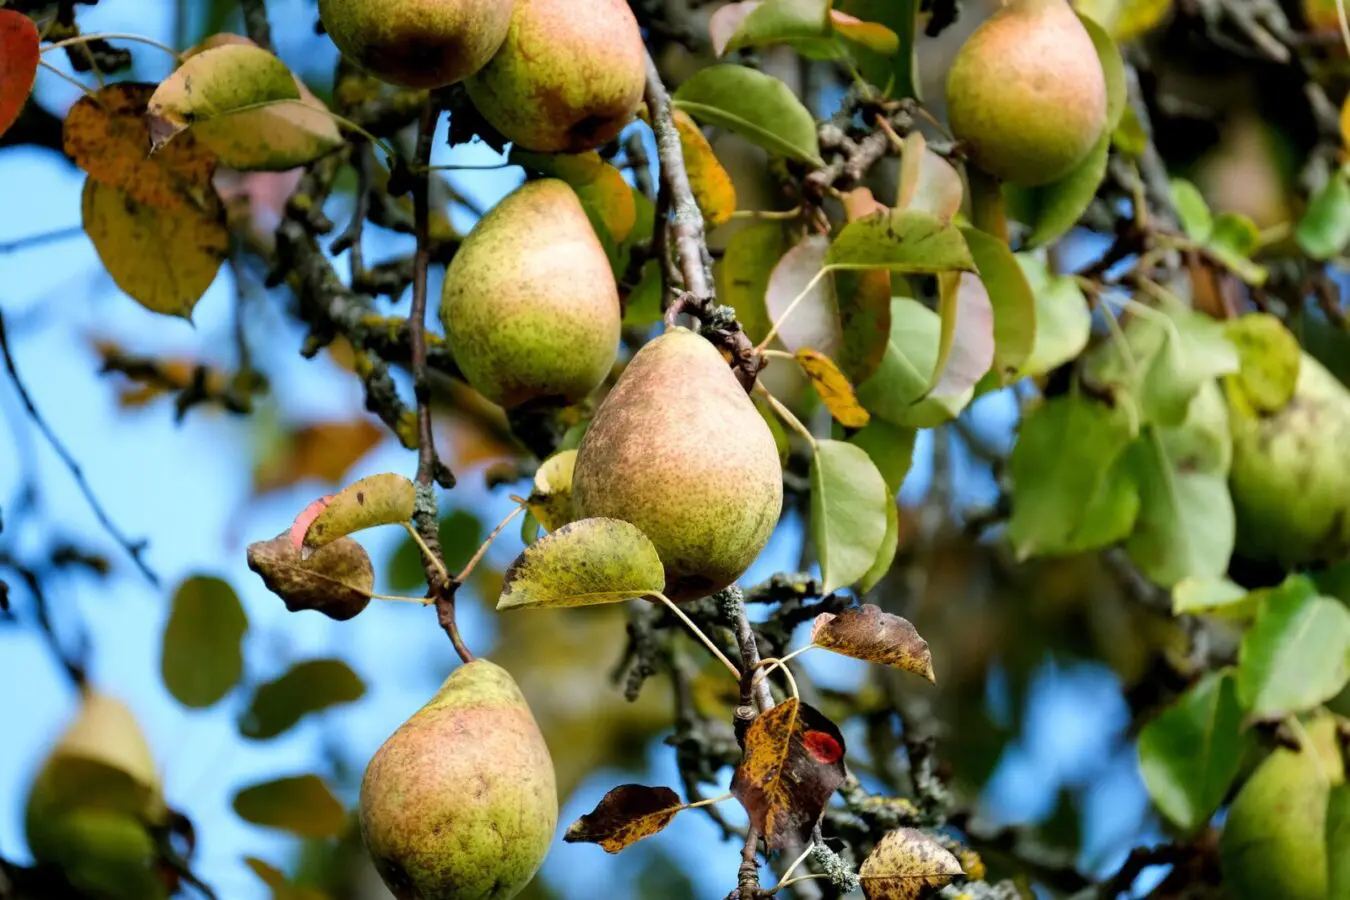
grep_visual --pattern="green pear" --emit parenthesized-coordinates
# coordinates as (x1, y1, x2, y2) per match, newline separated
(440, 178, 620, 409)
(1228, 350, 1350, 568)
(1220, 714, 1345, 900)
(24, 689, 167, 900)
(571, 328, 784, 600)
(318, 0, 513, 89)
(360, 659, 557, 900)
(465, 0, 646, 152)
(945, 0, 1107, 187)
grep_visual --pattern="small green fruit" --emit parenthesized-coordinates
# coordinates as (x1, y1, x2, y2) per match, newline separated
(440, 178, 620, 409)
(572, 328, 784, 600)
(360, 659, 558, 900)
(317, 0, 513, 89)
(465, 0, 646, 152)
(945, 0, 1107, 187)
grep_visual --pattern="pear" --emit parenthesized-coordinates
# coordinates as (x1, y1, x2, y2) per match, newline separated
(24, 689, 168, 900)
(945, 0, 1107, 187)
(1228, 351, 1350, 568)
(571, 328, 784, 600)
(360, 659, 557, 900)
(440, 178, 620, 409)
(318, 0, 513, 89)
(465, 0, 646, 152)
(1220, 714, 1345, 900)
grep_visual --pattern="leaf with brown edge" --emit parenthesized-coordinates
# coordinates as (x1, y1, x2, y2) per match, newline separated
(0, 10, 39, 141)
(859, 827, 963, 899)
(246, 530, 373, 621)
(496, 518, 665, 610)
(526, 449, 577, 533)
(796, 349, 869, 428)
(63, 83, 218, 212)
(563, 784, 684, 853)
(672, 109, 736, 228)
(301, 473, 415, 555)
(811, 604, 934, 682)
(730, 698, 847, 851)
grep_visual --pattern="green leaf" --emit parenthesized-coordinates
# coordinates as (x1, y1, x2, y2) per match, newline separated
(1207, 212, 1267, 286)
(717, 221, 788, 344)
(857, 298, 974, 428)
(1157, 380, 1231, 477)
(962, 227, 1037, 379)
(1328, 785, 1350, 900)
(1014, 255, 1092, 378)
(244, 857, 328, 900)
(860, 498, 899, 594)
(929, 272, 994, 399)
(386, 509, 482, 592)
(1237, 576, 1350, 720)
(673, 65, 823, 166)
(1124, 427, 1234, 588)
(835, 267, 894, 385)
(1138, 670, 1249, 833)
(1016, 133, 1111, 248)
(147, 44, 341, 171)
(526, 450, 579, 533)
(238, 659, 366, 741)
(1171, 178, 1213, 242)
(1007, 391, 1139, 558)
(161, 575, 248, 709)
(302, 473, 416, 554)
(810, 439, 890, 593)
(232, 775, 346, 838)
(722, 0, 832, 55)
(826, 209, 976, 273)
(496, 518, 666, 609)
(837, 0, 920, 98)
(1225, 313, 1301, 414)
(849, 419, 916, 494)
(1172, 577, 1256, 618)
(1296, 169, 1350, 261)
(1078, 12, 1126, 131)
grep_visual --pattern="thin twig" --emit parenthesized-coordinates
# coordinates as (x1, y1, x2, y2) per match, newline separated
(0, 224, 84, 254)
(238, 0, 274, 52)
(0, 312, 158, 586)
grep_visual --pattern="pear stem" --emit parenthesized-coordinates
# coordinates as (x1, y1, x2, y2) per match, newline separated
(755, 383, 818, 451)
(42, 32, 183, 60)
(774, 843, 817, 887)
(652, 591, 741, 680)
(683, 792, 734, 810)
(454, 504, 525, 586)
(749, 645, 816, 695)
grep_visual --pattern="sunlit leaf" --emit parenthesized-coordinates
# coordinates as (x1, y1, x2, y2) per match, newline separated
(497, 518, 665, 610)
(830, 10, 900, 53)
(764, 234, 841, 355)
(859, 497, 899, 594)
(161, 575, 248, 709)
(796, 349, 869, 428)
(246, 530, 373, 621)
(731, 698, 846, 850)
(827, 209, 976, 274)
(674, 65, 823, 165)
(1172, 577, 1253, 617)
(672, 110, 736, 228)
(929, 272, 994, 400)
(564, 784, 684, 853)
(811, 605, 933, 681)
(963, 227, 1036, 379)
(1237, 575, 1350, 721)
(0, 10, 39, 141)
(858, 827, 963, 899)
(810, 439, 890, 593)
(232, 775, 346, 838)
(239, 659, 365, 741)
(527, 450, 578, 533)
(717, 221, 788, 344)
(896, 132, 962, 223)
(1224, 313, 1301, 414)
(302, 473, 416, 554)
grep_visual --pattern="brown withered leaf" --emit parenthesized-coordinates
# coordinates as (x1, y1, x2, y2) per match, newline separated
(246, 530, 373, 621)
(563, 784, 683, 853)
(796, 348, 870, 429)
(730, 698, 846, 850)
(858, 828, 963, 899)
(63, 83, 217, 212)
(811, 605, 934, 683)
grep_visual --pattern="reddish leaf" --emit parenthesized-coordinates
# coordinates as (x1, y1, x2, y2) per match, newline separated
(731, 698, 847, 850)
(811, 604, 934, 682)
(288, 496, 335, 551)
(0, 10, 39, 140)
(563, 784, 683, 853)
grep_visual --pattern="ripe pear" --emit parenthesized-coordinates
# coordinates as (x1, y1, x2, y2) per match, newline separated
(572, 328, 784, 600)
(945, 0, 1107, 187)
(440, 178, 620, 409)
(318, 0, 513, 89)
(360, 659, 557, 900)
(1228, 350, 1350, 568)
(1220, 714, 1345, 900)
(465, 0, 646, 152)
(24, 689, 168, 900)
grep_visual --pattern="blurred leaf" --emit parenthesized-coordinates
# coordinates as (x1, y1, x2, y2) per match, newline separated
(858, 299, 973, 427)
(811, 440, 890, 593)
(858, 827, 963, 898)
(239, 659, 366, 740)
(963, 227, 1037, 380)
(896, 132, 962, 222)
(1207, 212, 1267, 285)
(563, 784, 684, 853)
(1302, 170, 1350, 261)
(1172, 577, 1254, 617)
(860, 498, 899, 594)
(1328, 786, 1350, 899)
(244, 857, 329, 900)
(1014, 255, 1091, 378)
(718, 221, 787, 344)
(850, 420, 915, 493)
(82, 177, 228, 320)
(1008, 391, 1139, 558)
(497, 518, 665, 610)
(1171, 178, 1213, 242)
(1238, 576, 1350, 720)
(246, 531, 373, 621)
(1224, 313, 1301, 413)
(838, 0, 920, 98)
(232, 775, 346, 838)
(835, 196, 894, 383)
(1112, 104, 1148, 157)
(252, 419, 385, 495)
(796, 349, 869, 427)
(528, 450, 578, 532)
(731, 699, 846, 850)
(63, 83, 217, 211)
(302, 473, 415, 554)
(1138, 669, 1248, 833)
(765, 234, 841, 355)
(161, 575, 248, 709)
(1016, 133, 1110, 248)
(0, 10, 39, 140)
(673, 65, 823, 165)
(672, 110, 736, 228)
(147, 44, 341, 171)
(830, 10, 899, 53)
(717, 0, 831, 56)
(811, 605, 933, 680)
(511, 149, 637, 244)
(387, 509, 482, 591)
(929, 272, 994, 399)
(623, 260, 663, 329)
(1080, 12, 1126, 130)
(827, 209, 976, 274)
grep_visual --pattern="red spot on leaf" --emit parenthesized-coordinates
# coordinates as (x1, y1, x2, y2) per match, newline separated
(289, 494, 334, 551)
(803, 729, 843, 764)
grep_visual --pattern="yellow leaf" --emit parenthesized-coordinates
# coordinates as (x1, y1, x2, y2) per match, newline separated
(795, 348, 870, 428)
(527, 449, 578, 533)
(81, 177, 228, 319)
(302, 472, 416, 554)
(511, 150, 637, 242)
(858, 827, 964, 898)
(672, 109, 736, 228)
(1076, 0, 1172, 40)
